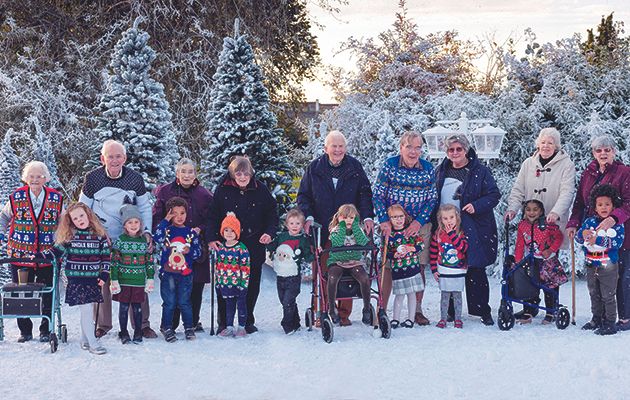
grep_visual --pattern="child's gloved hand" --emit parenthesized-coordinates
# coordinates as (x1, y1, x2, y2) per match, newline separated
(110, 280, 121, 295)
(145, 279, 155, 293)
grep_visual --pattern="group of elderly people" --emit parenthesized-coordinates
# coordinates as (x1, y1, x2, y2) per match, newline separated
(1, 127, 629, 341)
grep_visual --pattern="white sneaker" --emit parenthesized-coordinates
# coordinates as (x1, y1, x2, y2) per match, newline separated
(218, 326, 234, 338)
(80, 342, 90, 351)
(89, 346, 107, 355)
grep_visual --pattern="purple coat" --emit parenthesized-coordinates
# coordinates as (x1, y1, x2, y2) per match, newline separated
(567, 160, 630, 250)
(152, 180, 213, 283)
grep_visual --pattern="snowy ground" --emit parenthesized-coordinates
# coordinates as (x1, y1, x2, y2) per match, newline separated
(1, 266, 629, 400)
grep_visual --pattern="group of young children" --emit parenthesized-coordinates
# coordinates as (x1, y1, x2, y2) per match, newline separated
(35, 183, 625, 354)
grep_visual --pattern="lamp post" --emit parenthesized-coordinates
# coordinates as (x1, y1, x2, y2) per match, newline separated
(421, 112, 506, 160)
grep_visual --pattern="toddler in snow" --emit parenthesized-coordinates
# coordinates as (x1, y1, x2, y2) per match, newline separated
(153, 197, 202, 342)
(215, 212, 251, 338)
(513, 199, 566, 324)
(385, 204, 424, 329)
(110, 204, 155, 344)
(430, 204, 468, 329)
(576, 184, 625, 335)
(327, 204, 373, 326)
(37, 203, 110, 355)
(267, 208, 313, 334)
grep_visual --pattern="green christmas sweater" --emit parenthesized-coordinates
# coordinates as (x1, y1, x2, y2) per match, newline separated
(327, 219, 370, 267)
(111, 234, 154, 287)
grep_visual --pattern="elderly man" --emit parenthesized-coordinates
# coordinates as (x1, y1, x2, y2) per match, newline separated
(79, 140, 157, 338)
(298, 130, 374, 325)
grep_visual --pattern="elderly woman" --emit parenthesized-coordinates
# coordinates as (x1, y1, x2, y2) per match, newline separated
(0, 161, 64, 343)
(434, 135, 501, 325)
(567, 135, 630, 331)
(153, 158, 213, 332)
(373, 131, 437, 326)
(208, 156, 278, 334)
(504, 128, 576, 321)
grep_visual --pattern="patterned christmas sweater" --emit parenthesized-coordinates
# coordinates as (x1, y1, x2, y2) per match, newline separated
(267, 231, 313, 277)
(575, 216, 625, 266)
(386, 229, 424, 280)
(7, 185, 63, 267)
(373, 156, 437, 226)
(111, 234, 154, 287)
(215, 241, 250, 298)
(327, 219, 370, 267)
(514, 220, 563, 262)
(39, 230, 110, 283)
(153, 220, 201, 276)
(429, 230, 468, 274)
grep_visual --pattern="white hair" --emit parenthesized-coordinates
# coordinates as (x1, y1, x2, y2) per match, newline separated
(101, 139, 127, 156)
(175, 158, 196, 173)
(324, 130, 347, 147)
(590, 135, 617, 151)
(536, 128, 561, 151)
(21, 161, 51, 182)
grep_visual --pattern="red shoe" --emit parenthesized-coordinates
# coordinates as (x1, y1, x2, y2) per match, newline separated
(436, 319, 447, 329)
(454, 320, 463, 329)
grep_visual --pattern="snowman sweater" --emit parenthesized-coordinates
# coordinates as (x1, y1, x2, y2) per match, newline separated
(429, 230, 468, 274)
(575, 216, 625, 266)
(267, 231, 313, 277)
(386, 230, 424, 280)
(153, 220, 201, 275)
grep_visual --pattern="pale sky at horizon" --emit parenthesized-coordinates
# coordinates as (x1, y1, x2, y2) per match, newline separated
(303, 0, 629, 103)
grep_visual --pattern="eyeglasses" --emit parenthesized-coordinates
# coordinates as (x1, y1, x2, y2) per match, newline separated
(594, 148, 613, 154)
(403, 145, 422, 152)
(235, 171, 251, 177)
(447, 147, 465, 153)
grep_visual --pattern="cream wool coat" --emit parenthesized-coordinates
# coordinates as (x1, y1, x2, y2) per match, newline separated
(507, 150, 576, 249)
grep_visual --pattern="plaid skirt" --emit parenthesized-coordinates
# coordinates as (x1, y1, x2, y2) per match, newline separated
(393, 274, 424, 295)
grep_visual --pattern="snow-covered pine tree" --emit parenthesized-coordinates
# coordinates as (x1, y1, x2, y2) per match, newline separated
(0, 129, 21, 206)
(88, 18, 178, 189)
(31, 117, 63, 191)
(201, 19, 294, 210)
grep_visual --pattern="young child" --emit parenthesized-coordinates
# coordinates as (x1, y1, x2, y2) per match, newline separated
(37, 203, 110, 355)
(576, 184, 625, 335)
(385, 204, 424, 329)
(430, 204, 468, 329)
(153, 197, 201, 342)
(215, 212, 250, 338)
(513, 199, 566, 324)
(267, 208, 313, 334)
(110, 204, 154, 344)
(327, 204, 372, 326)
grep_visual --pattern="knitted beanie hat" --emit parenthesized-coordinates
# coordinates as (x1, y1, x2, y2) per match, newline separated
(120, 204, 143, 226)
(220, 212, 241, 239)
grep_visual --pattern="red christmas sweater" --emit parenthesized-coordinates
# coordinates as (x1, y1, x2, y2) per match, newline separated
(514, 219, 563, 262)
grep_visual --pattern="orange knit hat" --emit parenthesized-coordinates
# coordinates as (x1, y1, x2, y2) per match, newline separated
(220, 212, 241, 239)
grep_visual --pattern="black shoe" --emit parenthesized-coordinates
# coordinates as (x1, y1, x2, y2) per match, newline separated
(118, 331, 131, 344)
(391, 319, 400, 329)
(194, 322, 205, 333)
(582, 318, 602, 330)
(185, 328, 196, 340)
(244, 324, 258, 334)
(595, 320, 617, 336)
(481, 314, 495, 326)
(17, 334, 33, 343)
(329, 308, 340, 324)
(39, 333, 50, 343)
(362, 307, 373, 325)
(162, 328, 177, 343)
(132, 330, 143, 344)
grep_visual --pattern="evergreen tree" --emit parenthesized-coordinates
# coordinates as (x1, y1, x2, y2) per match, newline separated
(31, 117, 63, 191)
(0, 129, 21, 205)
(201, 20, 294, 210)
(89, 18, 178, 189)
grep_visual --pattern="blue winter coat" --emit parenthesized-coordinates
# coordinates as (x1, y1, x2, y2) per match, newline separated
(434, 149, 501, 268)
(297, 154, 374, 241)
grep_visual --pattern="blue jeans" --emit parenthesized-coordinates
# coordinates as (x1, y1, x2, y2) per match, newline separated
(616, 250, 630, 320)
(225, 291, 248, 327)
(160, 273, 193, 330)
(277, 275, 301, 333)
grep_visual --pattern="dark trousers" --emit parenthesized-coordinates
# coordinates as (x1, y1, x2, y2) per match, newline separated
(277, 275, 301, 333)
(119, 302, 142, 335)
(172, 281, 205, 329)
(225, 291, 248, 327)
(10, 266, 53, 335)
(216, 240, 265, 328)
(587, 263, 618, 323)
(327, 264, 371, 311)
(616, 250, 630, 320)
(464, 267, 491, 317)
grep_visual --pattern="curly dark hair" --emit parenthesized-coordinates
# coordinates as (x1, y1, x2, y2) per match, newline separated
(589, 184, 622, 210)
(165, 196, 188, 212)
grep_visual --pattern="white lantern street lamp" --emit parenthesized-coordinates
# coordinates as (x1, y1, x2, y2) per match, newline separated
(420, 125, 456, 159)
